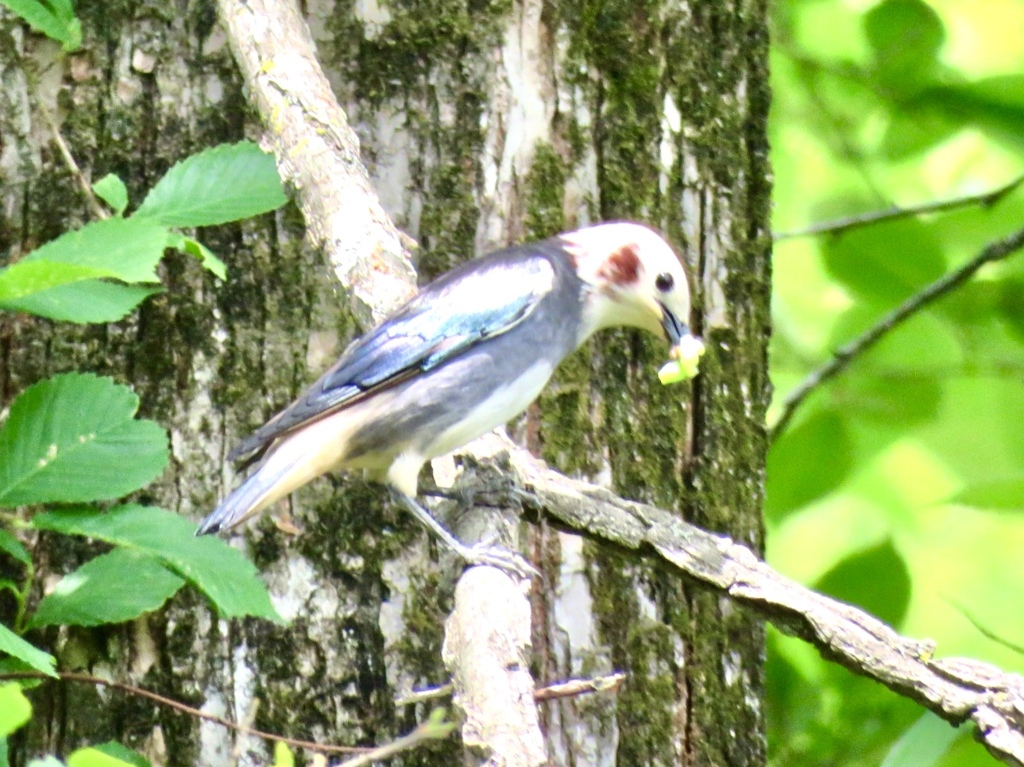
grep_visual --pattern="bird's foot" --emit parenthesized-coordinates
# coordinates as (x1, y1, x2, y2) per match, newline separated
(456, 541, 539, 580)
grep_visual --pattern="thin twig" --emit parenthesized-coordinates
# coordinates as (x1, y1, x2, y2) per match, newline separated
(533, 672, 626, 702)
(394, 684, 453, 707)
(38, 108, 109, 221)
(774, 173, 1024, 241)
(334, 710, 455, 767)
(770, 224, 1024, 441)
(949, 602, 1024, 657)
(0, 671, 367, 756)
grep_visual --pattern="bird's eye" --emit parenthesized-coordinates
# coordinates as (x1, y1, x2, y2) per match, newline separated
(655, 272, 674, 292)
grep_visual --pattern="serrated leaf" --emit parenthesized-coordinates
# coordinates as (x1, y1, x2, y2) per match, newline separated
(880, 711, 963, 767)
(136, 142, 286, 227)
(92, 174, 129, 216)
(0, 373, 168, 507)
(67, 747, 138, 767)
(0, 0, 81, 50)
(30, 549, 184, 628)
(2, 280, 163, 323)
(19, 218, 169, 284)
(0, 261, 109, 305)
(32, 506, 283, 623)
(181, 238, 227, 280)
(0, 623, 56, 677)
(0, 682, 31, 737)
(0, 529, 30, 565)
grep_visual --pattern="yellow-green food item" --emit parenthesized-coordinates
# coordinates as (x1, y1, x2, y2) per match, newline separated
(658, 335, 706, 384)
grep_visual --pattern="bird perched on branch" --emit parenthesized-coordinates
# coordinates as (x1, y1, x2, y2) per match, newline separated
(198, 221, 694, 569)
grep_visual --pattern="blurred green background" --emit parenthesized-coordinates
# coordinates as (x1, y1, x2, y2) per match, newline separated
(767, 0, 1024, 765)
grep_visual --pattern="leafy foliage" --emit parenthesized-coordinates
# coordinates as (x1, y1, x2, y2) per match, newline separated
(29, 548, 184, 628)
(32, 506, 283, 622)
(0, 374, 168, 506)
(0, 0, 81, 51)
(770, 1, 1024, 765)
(135, 141, 287, 227)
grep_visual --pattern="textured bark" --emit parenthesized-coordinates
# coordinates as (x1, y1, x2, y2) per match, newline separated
(0, 1, 771, 766)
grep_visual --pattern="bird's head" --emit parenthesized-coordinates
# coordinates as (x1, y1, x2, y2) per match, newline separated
(560, 222, 692, 345)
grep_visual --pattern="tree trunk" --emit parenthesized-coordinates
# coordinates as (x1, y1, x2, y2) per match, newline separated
(0, 0, 771, 764)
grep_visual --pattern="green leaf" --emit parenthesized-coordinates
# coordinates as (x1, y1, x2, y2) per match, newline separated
(0, 261, 109, 305)
(85, 745, 148, 767)
(2, 280, 163, 323)
(0, 373, 168, 507)
(949, 477, 1024, 511)
(821, 216, 946, 306)
(0, 682, 31, 737)
(30, 548, 184, 628)
(0, 623, 56, 677)
(19, 218, 169, 284)
(180, 238, 227, 281)
(67, 746, 139, 767)
(136, 142, 287, 227)
(815, 540, 911, 628)
(92, 174, 129, 216)
(0, 529, 30, 565)
(272, 742, 294, 767)
(32, 506, 283, 623)
(767, 408, 854, 519)
(0, 0, 81, 51)
(864, 0, 943, 94)
(880, 711, 963, 767)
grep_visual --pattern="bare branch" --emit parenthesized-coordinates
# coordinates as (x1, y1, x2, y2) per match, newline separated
(452, 440, 1024, 767)
(774, 174, 1024, 241)
(215, 3, 541, 762)
(770, 224, 1024, 441)
(0, 671, 368, 756)
(216, 0, 417, 328)
(40, 107, 109, 221)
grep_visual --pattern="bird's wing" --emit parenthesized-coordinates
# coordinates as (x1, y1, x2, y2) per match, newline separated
(229, 251, 557, 464)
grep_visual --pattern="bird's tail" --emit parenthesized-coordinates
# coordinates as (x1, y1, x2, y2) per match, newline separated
(196, 457, 297, 536)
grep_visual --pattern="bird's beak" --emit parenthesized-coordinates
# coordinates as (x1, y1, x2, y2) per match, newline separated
(660, 305, 689, 345)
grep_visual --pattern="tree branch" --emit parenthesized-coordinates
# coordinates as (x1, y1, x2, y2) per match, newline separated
(774, 174, 1024, 241)
(216, 3, 541, 763)
(770, 224, 1024, 441)
(0, 671, 368, 756)
(450, 437, 1024, 767)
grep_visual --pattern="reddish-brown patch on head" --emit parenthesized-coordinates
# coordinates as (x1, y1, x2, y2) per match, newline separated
(598, 243, 641, 286)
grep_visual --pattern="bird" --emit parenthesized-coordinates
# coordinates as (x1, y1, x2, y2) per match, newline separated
(197, 221, 693, 569)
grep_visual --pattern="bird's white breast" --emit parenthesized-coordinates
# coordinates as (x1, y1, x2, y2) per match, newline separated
(424, 360, 554, 461)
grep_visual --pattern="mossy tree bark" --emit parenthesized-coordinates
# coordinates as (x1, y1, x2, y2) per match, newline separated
(1, 0, 770, 765)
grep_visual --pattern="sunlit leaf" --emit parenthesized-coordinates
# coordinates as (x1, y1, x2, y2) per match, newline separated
(92, 174, 129, 216)
(136, 142, 286, 227)
(0, 373, 168, 507)
(67, 747, 137, 767)
(0, 682, 31, 737)
(3, 281, 163, 323)
(949, 477, 1024, 512)
(0, 0, 81, 50)
(32, 506, 283, 623)
(0, 623, 56, 677)
(18, 218, 169, 284)
(30, 548, 184, 628)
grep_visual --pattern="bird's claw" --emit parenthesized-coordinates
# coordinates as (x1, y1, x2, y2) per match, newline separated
(460, 543, 539, 580)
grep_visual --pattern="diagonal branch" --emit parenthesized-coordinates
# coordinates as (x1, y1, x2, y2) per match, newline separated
(770, 224, 1024, 441)
(449, 438, 1024, 767)
(774, 173, 1024, 241)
